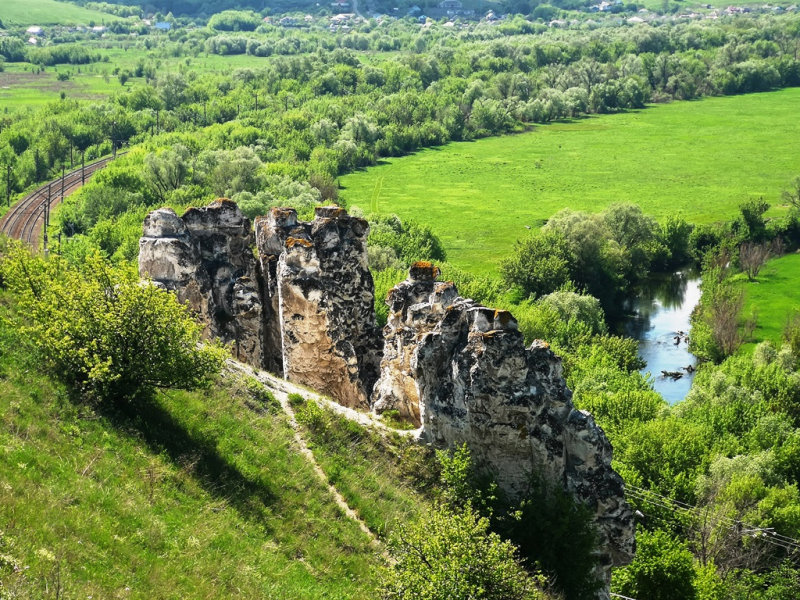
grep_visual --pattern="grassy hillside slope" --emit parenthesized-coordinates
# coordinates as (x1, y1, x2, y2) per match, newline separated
(0, 0, 122, 26)
(340, 89, 800, 274)
(0, 325, 384, 598)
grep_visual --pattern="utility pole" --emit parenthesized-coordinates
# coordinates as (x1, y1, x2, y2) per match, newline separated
(81, 152, 85, 185)
(5, 165, 10, 207)
(34, 149, 40, 182)
(43, 201, 49, 257)
(61, 165, 65, 202)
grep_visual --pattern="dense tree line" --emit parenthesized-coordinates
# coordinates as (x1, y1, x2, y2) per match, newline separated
(0, 38, 104, 66)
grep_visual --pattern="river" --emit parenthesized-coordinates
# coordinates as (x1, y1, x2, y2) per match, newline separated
(612, 270, 702, 404)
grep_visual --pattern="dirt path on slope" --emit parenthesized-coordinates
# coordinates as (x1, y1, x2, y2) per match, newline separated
(229, 361, 417, 548)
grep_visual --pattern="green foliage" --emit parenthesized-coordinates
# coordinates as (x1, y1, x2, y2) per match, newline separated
(437, 445, 497, 513)
(613, 530, 696, 600)
(734, 198, 771, 243)
(232, 175, 321, 221)
(501, 204, 668, 311)
(379, 409, 415, 431)
(659, 215, 694, 268)
(207, 10, 262, 32)
(292, 399, 439, 537)
(739, 253, 800, 352)
(436, 446, 600, 600)
(500, 229, 572, 300)
(689, 267, 754, 363)
(380, 503, 546, 600)
(287, 392, 306, 408)
(373, 267, 406, 327)
(144, 144, 191, 203)
(498, 480, 602, 600)
(537, 290, 607, 336)
(342, 89, 800, 275)
(1, 245, 226, 403)
(368, 214, 447, 266)
(615, 417, 710, 502)
(0, 345, 380, 599)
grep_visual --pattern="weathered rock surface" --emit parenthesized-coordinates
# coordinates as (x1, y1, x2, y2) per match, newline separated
(254, 206, 382, 409)
(372, 262, 458, 426)
(140, 202, 382, 409)
(138, 200, 263, 366)
(376, 263, 636, 595)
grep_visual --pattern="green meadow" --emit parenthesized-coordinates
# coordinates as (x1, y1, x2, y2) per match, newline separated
(340, 88, 800, 275)
(741, 252, 800, 348)
(0, 0, 123, 26)
(0, 52, 276, 108)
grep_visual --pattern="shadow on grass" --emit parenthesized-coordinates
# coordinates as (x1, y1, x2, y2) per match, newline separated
(101, 392, 278, 522)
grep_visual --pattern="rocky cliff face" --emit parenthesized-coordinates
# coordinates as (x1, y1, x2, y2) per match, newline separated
(375, 262, 636, 594)
(139, 205, 635, 595)
(139, 202, 381, 410)
(138, 200, 263, 366)
(254, 206, 382, 409)
(372, 262, 458, 427)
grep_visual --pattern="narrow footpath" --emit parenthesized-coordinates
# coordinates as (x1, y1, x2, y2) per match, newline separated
(229, 360, 418, 549)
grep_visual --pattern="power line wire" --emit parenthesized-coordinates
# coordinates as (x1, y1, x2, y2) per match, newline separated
(624, 485, 800, 553)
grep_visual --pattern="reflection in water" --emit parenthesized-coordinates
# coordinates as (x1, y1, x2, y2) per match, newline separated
(612, 270, 701, 404)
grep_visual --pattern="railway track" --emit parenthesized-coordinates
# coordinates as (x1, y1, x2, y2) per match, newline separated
(0, 155, 121, 250)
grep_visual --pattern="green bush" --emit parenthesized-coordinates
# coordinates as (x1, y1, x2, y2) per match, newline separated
(499, 229, 572, 299)
(613, 530, 696, 600)
(380, 503, 546, 600)
(1, 245, 226, 403)
(287, 392, 306, 408)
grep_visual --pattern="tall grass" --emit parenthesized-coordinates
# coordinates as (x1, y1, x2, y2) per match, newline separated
(0, 296, 381, 598)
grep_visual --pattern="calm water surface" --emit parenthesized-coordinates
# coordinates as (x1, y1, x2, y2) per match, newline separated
(613, 270, 702, 404)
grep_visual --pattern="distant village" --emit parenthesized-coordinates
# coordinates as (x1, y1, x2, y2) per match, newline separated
(10, 0, 800, 44)
(19, 20, 172, 45)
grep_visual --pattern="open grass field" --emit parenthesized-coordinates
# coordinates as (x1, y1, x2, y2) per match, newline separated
(0, 0, 123, 26)
(740, 252, 800, 349)
(340, 88, 800, 275)
(0, 51, 277, 108)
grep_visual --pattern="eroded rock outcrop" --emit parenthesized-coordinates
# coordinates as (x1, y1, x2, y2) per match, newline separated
(139, 204, 635, 593)
(138, 200, 263, 366)
(372, 262, 458, 426)
(375, 262, 636, 595)
(140, 203, 382, 409)
(254, 206, 382, 409)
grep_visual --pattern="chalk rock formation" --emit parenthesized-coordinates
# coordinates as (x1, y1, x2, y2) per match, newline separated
(376, 263, 636, 594)
(138, 200, 263, 365)
(254, 206, 382, 409)
(372, 262, 458, 426)
(138, 204, 635, 594)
